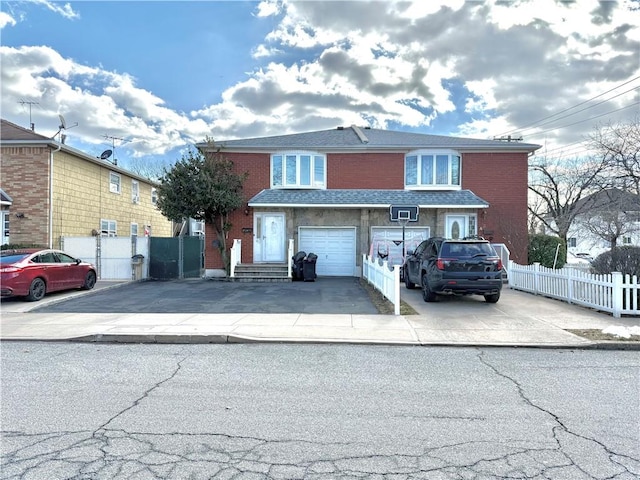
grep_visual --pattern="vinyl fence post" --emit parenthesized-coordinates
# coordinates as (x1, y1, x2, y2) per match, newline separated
(394, 264, 400, 316)
(534, 262, 541, 295)
(612, 272, 622, 318)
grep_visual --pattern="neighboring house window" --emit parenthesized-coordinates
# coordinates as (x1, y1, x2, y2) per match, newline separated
(568, 238, 577, 248)
(271, 152, 326, 188)
(151, 188, 158, 205)
(101, 219, 117, 237)
(109, 172, 121, 194)
(131, 223, 138, 238)
(131, 180, 140, 203)
(1, 211, 9, 244)
(622, 236, 632, 245)
(405, 150, 461, 189)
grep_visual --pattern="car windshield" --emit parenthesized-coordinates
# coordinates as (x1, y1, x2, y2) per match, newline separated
(0, 253, 31, 264)
(441, 243, 495, 257)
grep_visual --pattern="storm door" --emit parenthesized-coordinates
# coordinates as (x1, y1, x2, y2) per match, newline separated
(253, 213, 285, 262)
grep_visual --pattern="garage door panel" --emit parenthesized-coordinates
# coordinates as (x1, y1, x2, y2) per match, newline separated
(298, 227, 356, 277)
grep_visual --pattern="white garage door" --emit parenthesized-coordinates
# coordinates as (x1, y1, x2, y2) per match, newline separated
(298, 227, 356, 276)
(370, 226, 430, 266)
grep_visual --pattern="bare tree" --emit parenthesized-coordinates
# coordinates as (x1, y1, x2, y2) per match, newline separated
(528, 155, 608, 244)
(589, 116, 640, 195)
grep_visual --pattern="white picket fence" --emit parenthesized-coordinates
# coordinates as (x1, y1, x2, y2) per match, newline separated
(362, 254, 401, 315)
(508, 261, 639, 318)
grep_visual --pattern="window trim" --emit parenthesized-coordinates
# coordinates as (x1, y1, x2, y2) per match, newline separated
(100, 219, 117, 237)
(109, 172, 121, 194)
(131, 180, 140, 204)
(270, 151, 326, 189)
(151, 187, 158, 205)
(405, 149, 461, 190)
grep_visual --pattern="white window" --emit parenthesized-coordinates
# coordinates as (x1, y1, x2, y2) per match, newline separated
(131, 223, 138, 238)
(622, 236, 632, 245)
(568, 238, 577, 248)
(271, 152, 326, 188)
(101, 219, 117, 237)
(109, 172, 121, 194)
(131, 180, 139, 203)
(405, 150, 461, 189)
(151, 188, 158, 205)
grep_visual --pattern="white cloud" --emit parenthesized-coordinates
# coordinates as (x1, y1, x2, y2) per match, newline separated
(2, 0, 639, 162)
(30, 0, 80, 20)
(0, 11, 16, 28)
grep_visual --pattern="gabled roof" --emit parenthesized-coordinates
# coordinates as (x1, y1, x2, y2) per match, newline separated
(0, 118, 158, 186)
(249, 189, 489, 209)
(0, 119, 55, 143)
(204, 125, 540, 153)
(574, 188, 640, 214)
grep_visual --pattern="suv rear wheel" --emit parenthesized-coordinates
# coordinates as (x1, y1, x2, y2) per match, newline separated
(421, 274, 437, 302)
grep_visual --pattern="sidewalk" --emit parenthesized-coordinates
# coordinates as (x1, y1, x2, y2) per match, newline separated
(1, 281, 639, 348)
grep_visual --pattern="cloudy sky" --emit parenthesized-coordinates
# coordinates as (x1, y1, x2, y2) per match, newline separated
(1, 0, 639, 171)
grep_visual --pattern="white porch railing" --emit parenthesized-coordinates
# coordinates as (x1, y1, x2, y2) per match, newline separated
(362, 254, 401, 315)
(508, 261, 639, 318)
(287, 238, 294, 278)
(230, 239, 241, 278)
(491, 243, 510, 276)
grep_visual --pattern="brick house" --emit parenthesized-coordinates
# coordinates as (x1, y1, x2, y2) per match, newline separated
(199, 125, 540, 277)
(0, 119, 172, 249)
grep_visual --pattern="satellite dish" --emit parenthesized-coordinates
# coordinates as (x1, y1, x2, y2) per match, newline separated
(99, 149, 113, 160)
(58, 114, 67, 130)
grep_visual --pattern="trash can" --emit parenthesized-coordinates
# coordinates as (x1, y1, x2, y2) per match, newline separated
(292, 251, 306, 281)
(303, 252, 318, 282)
(131, 254, 145, 280)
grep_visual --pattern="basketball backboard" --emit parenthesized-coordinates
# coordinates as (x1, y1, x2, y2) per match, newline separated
(390, 204, 419, 222)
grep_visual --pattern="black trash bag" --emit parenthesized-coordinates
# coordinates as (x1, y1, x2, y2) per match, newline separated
(292, 251, 306, 280)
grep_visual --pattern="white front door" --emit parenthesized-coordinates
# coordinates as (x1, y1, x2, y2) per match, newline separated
(446, 215, 467, 239)
(254, 213, 285, 262)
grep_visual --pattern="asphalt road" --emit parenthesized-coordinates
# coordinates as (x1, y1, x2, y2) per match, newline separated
(26, 277, 379, 314)
(2, 343, 638, 479)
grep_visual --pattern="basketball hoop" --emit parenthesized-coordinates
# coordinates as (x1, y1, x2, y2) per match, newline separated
(389, 205, 419, 260)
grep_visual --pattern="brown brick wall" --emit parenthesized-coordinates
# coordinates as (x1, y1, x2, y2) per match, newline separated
(203, 150, 530, 270)
(462, 152, 529, 262)
(0, 146, 51, 246)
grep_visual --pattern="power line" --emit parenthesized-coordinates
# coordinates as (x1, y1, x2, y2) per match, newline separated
(497, 75, 640, 137)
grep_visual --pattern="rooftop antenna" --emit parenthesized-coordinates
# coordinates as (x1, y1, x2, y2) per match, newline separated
(102, 134, 130, 166)
(18, 100, 39, 130)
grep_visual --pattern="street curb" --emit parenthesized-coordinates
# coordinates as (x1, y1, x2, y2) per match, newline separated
(1, 335, 638, 350)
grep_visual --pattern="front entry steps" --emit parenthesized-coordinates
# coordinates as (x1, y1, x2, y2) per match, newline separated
(233, 263, 291, 282)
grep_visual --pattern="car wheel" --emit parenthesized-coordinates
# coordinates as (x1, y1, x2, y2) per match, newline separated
(26, 278, 46, 302)
(421, 274, 437, 302)
(404, 268, 415, 289)
(484, 292, 500, 303)
(82, 270, 97, 290)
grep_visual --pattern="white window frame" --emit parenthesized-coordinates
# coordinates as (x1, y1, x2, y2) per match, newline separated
(622, 236, 632, 245)
(109, 172, 121, 194)
(131, 180, 140, 204)
(405, 150, 461, 190)
(151, 187, 158, 205)
(271, 152, 326, 189)
(131, 223, 138, 238)
(101, 219, 117, 237)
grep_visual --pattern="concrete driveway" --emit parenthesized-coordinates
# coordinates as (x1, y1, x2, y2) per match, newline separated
(10, 277, 379, 315)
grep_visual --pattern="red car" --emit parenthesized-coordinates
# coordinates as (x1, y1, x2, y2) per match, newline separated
(0, 249, 97, 301)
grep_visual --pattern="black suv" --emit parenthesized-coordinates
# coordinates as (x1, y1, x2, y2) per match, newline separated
(403, 237, 503, 303)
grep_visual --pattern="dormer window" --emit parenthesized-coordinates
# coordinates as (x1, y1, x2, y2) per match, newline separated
(271, 152, 326, 188)
(405, 150, 461, 189)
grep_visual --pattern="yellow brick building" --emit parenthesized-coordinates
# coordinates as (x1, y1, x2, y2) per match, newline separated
(0, 119, 172, 248)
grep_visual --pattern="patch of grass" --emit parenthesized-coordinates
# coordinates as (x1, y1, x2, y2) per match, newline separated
(359, 278, 418, 315)
(567, 329, 640, 342)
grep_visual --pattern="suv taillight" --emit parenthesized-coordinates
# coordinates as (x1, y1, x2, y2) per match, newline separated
(494, 258, 503, 270)
(436, 258, 454, 270)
